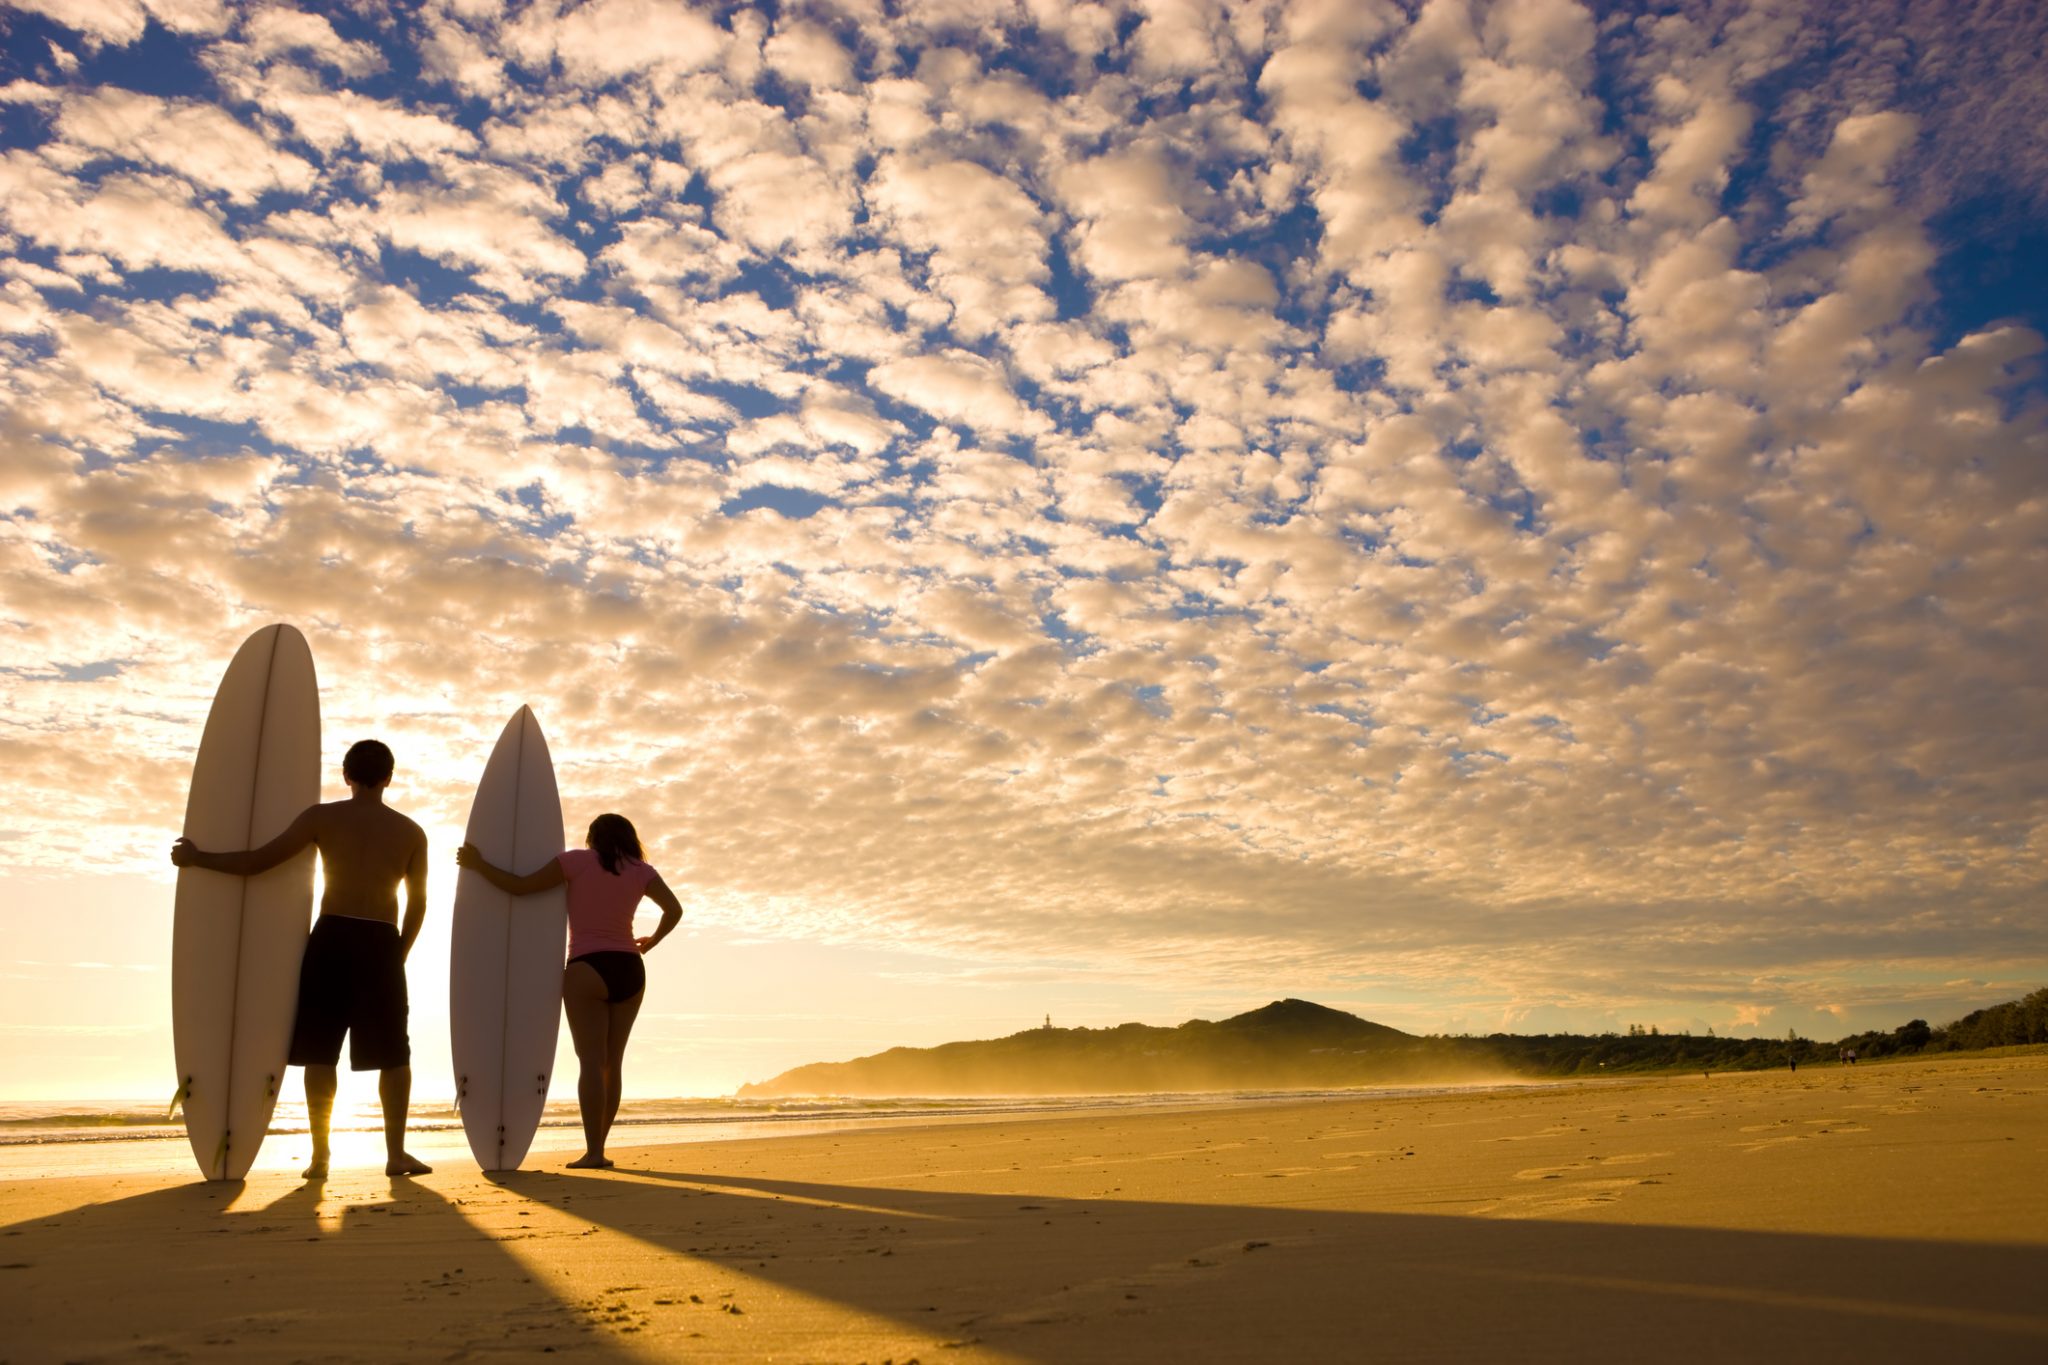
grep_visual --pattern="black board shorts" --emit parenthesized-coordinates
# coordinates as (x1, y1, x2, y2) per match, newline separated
(288, 915, 410, 1071)
(569, 951, 645, 1004)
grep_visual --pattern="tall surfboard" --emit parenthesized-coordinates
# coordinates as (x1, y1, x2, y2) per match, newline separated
(450, 705, 567, 1171)
(172, 624, 320, 1181)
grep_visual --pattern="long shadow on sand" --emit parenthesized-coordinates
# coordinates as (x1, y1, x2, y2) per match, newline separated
(0, 1176, 638, 1361)
(520, 1164, 2048, 1364)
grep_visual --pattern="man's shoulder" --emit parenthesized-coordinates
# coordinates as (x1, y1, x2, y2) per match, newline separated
(312, 801, 424, 843)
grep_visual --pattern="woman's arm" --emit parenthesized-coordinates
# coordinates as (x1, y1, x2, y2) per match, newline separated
(171, 806, 318, 877)
(637, 873, 684, 953)
(455, 843, 567, 897)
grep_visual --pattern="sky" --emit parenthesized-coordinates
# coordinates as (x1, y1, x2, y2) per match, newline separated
(1, 0, 2044, 1102)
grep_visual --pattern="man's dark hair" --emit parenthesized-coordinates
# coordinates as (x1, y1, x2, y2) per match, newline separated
(342, 739, 395, 787)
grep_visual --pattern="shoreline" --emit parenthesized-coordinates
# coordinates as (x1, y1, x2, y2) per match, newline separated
(0, 1079, 1570, 1183)
(4, 1054, 2044, 1361)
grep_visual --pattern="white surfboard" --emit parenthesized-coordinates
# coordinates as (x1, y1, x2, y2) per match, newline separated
(450, 705, 567, 1171)
(172, 624, 320, 1181)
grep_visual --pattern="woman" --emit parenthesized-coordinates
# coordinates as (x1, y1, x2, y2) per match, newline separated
(457, 813, 682, 1169)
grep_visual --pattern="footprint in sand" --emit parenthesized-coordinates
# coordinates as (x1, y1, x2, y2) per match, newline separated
(1734, 1134, 1805, 1153)
(1514, 1151, 1669, 1181)
(1490, 1124, 1583, 1143)
(1474, 1176, 1647, 1219)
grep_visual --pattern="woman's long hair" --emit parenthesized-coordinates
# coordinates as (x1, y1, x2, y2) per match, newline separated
(586, 813, 643, 875)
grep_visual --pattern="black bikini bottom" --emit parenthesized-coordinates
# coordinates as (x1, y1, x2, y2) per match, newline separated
(568, 951, 645, 1003)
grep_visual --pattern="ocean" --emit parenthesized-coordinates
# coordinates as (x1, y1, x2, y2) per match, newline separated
(0, 1083, 1524, 1179)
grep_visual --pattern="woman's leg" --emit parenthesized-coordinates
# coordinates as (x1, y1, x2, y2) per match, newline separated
(599, 989, 645, 1154)
(560, 961, 611, 1167)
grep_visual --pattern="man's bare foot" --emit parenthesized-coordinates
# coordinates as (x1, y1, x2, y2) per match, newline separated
(566, 1153, 614, 1169)
(302, 1159, 329, 1181)
(386, 1153, 432, 1176)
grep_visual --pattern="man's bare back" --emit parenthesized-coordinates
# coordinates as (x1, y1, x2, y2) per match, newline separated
(303, 798, 426, 926)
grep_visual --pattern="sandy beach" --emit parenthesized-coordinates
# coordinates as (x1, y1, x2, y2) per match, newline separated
(3, 1053, 2044, 1363)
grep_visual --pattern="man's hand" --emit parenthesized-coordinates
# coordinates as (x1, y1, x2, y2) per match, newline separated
(170, 837, 202, 868)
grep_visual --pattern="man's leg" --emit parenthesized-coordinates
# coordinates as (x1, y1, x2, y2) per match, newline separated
(288, 920, 346, 1181)
(355, 919, 427, 1176)
(379, 1066, 431, 1176)
(303, 1064, 337, 1180)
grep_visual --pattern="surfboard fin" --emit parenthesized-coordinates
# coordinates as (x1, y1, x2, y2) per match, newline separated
(167, 1076, 192, 1122)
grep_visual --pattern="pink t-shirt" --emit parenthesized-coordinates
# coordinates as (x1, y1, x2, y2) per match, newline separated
(556, 848, 658, 959)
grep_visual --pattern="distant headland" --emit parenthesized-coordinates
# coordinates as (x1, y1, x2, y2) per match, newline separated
(738, 990, 2048, 1098)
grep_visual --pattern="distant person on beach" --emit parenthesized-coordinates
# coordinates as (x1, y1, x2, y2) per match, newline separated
(457, 814, 683, 1169)
(171, 739, 432, 1179)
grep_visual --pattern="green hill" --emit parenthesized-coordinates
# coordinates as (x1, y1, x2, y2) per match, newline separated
(737, 998, 1495, 1097)
(736, 988, 2048, 1098)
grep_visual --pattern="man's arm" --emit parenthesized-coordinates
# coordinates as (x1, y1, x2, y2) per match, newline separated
(398, 826, 428, 960)
(637, 874, 684, 954)
(171, 806, 318, 876)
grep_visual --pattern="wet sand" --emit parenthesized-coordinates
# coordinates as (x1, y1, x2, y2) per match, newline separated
(3, 1052, 2044, 1362)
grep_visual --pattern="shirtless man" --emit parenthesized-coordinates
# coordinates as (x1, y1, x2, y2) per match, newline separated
(172, 739, 432, 1178)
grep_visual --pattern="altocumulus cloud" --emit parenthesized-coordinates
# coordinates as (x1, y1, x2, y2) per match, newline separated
(0, 0, 2043, 1028)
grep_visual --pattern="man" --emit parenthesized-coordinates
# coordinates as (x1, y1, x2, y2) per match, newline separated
(172, 738, 431, 1178)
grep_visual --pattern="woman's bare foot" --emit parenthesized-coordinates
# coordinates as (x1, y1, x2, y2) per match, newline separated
(565, 1153, 614, 1169)
(386, 1152, 433, 1176)
(302, 1158, 329, 1181)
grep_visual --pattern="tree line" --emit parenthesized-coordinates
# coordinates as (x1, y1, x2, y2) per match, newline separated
(1468, 987, 2048, 1074)
(1829, 986, 2048, 1061)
